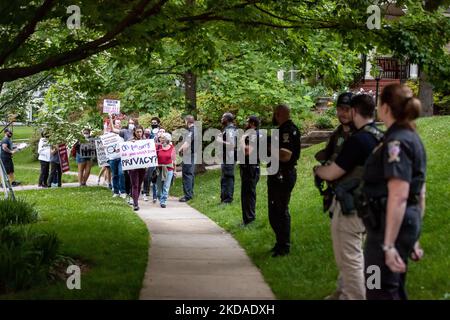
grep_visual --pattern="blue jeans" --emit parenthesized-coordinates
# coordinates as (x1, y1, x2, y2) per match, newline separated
(157, 169, 174, 205)
(108, 158, 125, 194)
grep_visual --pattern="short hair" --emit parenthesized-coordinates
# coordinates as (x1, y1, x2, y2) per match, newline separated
(222, 112, 234, 123)
(151, 117, 161, 124)
(162, 132, 172, 143)
(185, 115, 195, 124)
(350, 94, 375, 118)
(247, 115, 260, 128)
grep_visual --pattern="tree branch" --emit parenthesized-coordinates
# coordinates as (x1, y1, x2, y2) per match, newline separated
(0, 0, 56, 66)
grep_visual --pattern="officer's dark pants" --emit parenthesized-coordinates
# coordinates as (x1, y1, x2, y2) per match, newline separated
(221, 164, 235, 203)
(267, 168, 297, 251)
(364, 205, 421, 300)
(240, 164, 260, 224)
(182, 158, 195, 200)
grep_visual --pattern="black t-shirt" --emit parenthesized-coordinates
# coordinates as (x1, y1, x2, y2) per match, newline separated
(222, 124, 237, 163)
(243, 129, 262, 165)
(335, 123, 380, 173)
(1, 136, 13, 159)
(278, 120, 301, 170)
(187, 125, 195, 154)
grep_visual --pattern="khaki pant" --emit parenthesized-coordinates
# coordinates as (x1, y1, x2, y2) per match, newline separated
(330, 197, 366, 300)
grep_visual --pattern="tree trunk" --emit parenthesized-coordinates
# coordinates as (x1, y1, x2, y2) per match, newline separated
(418, 70, 434, 116)
(184, 70, 197, 115)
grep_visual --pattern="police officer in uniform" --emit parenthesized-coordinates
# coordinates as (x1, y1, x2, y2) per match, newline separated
(239, 116, 262, 225)
(315, 92, 354, 215)
(217, 113, 237, 204)
(179, 115, 196, 202)
(361, 84, 426, 300)
(268, 104, 301, 257)
(314, 94, 383, 299)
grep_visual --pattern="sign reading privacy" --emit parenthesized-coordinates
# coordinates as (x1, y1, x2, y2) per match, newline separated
(103, 99, 120, 114)
(100, 133, 123, 160)
(94, 139, 109, 167)
(120, 139, 158, 171)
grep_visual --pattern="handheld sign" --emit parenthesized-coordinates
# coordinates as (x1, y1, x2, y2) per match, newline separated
(58, 144, 70, 173)
(94, 139, 109, 167)
(103, 99, 120, 114)
(120, 139, 158, 171)
(80, 138, 96, 158)
(100, 133, 122, 160)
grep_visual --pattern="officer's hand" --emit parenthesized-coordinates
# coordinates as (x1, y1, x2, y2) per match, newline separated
(410, 241, 424, 262)
(385, 248, 406, 273)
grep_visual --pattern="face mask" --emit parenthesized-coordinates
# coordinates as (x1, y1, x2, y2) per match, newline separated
(151, 124, 159, 129)
(128, 124, 135, 130)
(83, 134, 90, 139)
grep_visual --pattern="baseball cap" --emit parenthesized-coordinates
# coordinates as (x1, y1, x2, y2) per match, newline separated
(3, 128, 12, 134)
(336, 92, 353, 108)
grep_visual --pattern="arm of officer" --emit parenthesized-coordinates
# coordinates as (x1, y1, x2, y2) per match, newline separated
(314, 162, 346, 181)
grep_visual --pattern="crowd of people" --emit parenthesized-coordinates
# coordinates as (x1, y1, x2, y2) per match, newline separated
(3, 82, 427, 300)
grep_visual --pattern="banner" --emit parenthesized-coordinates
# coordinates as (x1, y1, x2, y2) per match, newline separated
(94, 139, 109, 167)
(58, 144, 70, 173)
(100, 132, 122, 160)
(79, 138, 96, 158)
(103, 99, 120, 114)
(120, 139, 158, 171)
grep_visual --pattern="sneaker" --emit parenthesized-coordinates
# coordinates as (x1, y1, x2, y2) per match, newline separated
(160, 203, 166, 208)
(152, 198, 157, 203)
(112, 193, 120, 198)
(127, 197, 134, 205)
(179, 197, 190, 202)
(133, 206, 139, 211)
(11, 181, 22, 187)
(120, 193, 127, 199)
(143, 195, 149, 202)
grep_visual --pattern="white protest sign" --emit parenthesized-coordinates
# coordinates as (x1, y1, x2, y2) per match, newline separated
(103, 99, 120, 114)
(80, 138, 96, 158)
(120, 139, 158, 171)
(94, 139, 109, 167)
(100, 132, 122, 160)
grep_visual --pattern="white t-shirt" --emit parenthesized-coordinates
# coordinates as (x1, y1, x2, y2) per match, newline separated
(38, 138, 51, 162)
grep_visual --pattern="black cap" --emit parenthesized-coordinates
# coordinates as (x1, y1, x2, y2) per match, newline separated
(337, 92, 353, 108)
(4, 128, 12, 134)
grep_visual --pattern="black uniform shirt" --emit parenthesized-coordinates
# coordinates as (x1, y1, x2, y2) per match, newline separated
(222, 124, 237, 163)
(187, 125, 195, 154)
(363, 122, 427, 197)
(278, 120, 301, 170)
(244, 129, 262, 165)
(335, 122, 380, 173)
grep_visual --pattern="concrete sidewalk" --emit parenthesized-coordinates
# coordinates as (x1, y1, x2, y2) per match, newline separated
(137, 197, 275, 300)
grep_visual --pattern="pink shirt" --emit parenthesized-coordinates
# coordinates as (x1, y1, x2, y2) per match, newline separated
(157, 144, 175, 171)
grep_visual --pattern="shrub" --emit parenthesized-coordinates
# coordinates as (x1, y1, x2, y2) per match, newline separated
(314, 115, 334, 129)
(0, 198, 39, 229)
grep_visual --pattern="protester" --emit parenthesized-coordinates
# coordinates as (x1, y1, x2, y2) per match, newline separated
(97, 165, 112, 189)
(0, 128, 20, 186)
(108, 118, 126, 198)
(143, 118, 160, 203)
(37, 130, 51, 188)
(362, 84, 427, 300)
(128, 125, 147, 211)
(179, 115, 196, 202)
(48, 144, 62, 187)
(156, 132, 176, 208)
(73, 128, 94, 186)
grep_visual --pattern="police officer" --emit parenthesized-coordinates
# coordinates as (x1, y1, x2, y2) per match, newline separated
(362, 84, 426, 300)
(179, 115, 196, 202)
(314, 94, 383, 299)
(268, 104, 300, 257)
(315, 92, 354, 215)
(217, 113, 237, 204)
(239, 116, 262, 225)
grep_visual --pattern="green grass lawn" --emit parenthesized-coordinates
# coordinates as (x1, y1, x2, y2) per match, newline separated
(0, 187, 149, 299)
(8, 125, 34, 141)
(171, 115, 450, 300)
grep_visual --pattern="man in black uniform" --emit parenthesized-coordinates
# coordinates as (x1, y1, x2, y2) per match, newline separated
(268, 104, 301, 257)
(179, 115, 196, 202)
(217, 113, 237, 204)
(239, 116, 262, 225)
(314, 94, 383, 299)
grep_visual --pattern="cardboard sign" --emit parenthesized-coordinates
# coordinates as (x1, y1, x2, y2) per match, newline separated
(80, 138, 96, 158)
(120, 139, 158, 171)
(100, 132, 122, 160)
(103, 99, 120, 114)
(94, 139, 109, 167)
(58, 144, 70, 173)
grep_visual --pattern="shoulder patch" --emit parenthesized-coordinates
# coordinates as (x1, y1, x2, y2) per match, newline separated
(387, 140, 401, 163)
(282, 133, 290, 143)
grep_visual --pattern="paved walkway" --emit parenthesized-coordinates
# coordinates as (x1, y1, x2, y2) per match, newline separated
(137, 197, 275, 300)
